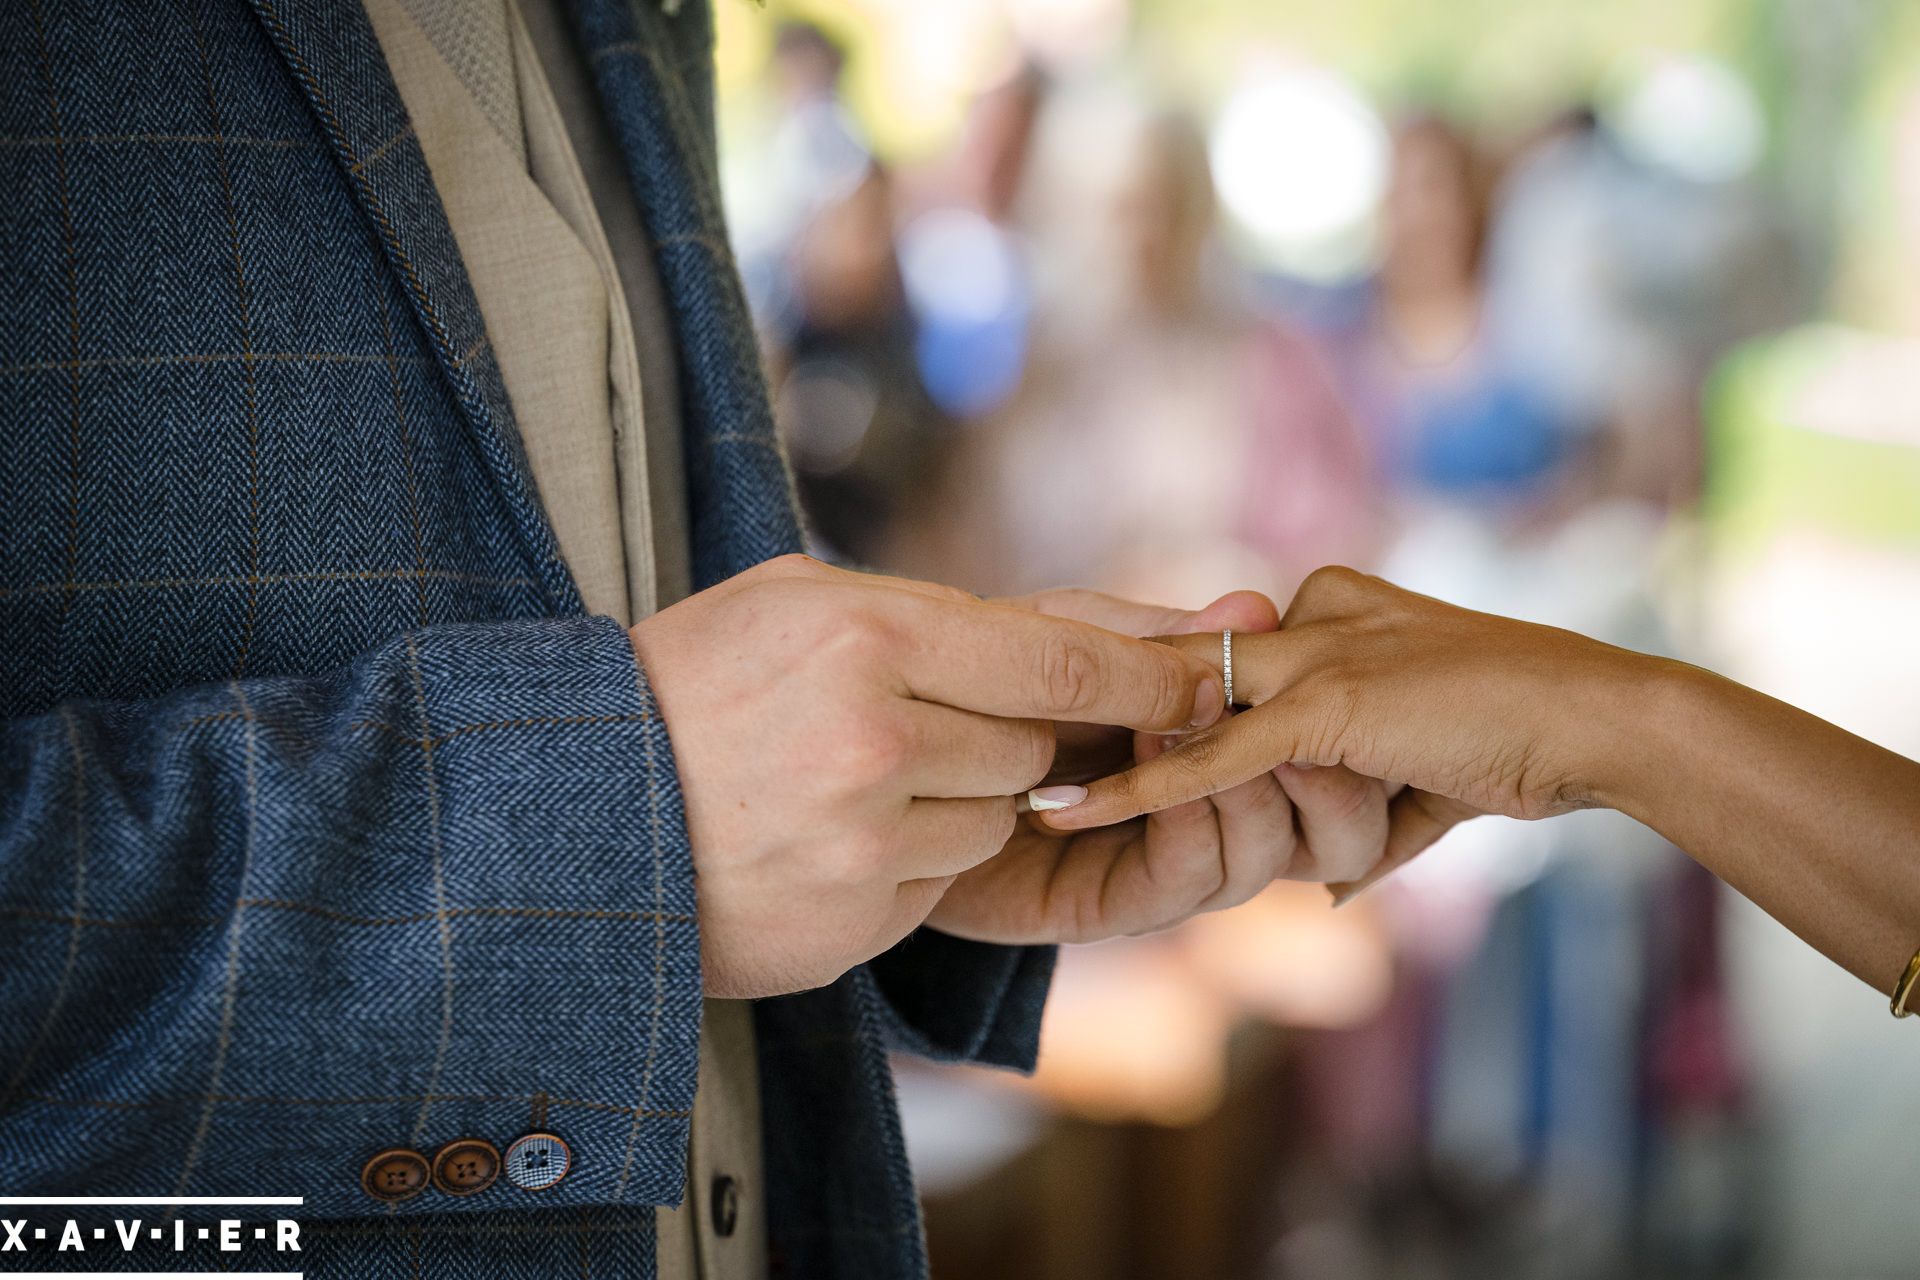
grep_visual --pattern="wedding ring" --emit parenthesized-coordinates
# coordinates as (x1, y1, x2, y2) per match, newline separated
(1221, 630, 1233, 709)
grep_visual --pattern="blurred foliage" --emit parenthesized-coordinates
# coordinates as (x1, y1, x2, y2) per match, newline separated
(1707, 330, 1920, 551)
(715, 0, 1920, 196)
(711, 0, 1920, 550)
(1134, 0, 1749, 124)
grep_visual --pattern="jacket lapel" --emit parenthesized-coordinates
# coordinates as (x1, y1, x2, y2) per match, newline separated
(566, 0, 804, 589)
(243, 0, 583, 616)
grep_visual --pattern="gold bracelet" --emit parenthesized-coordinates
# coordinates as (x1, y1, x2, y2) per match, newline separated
(1892, 948, 1920, 1019)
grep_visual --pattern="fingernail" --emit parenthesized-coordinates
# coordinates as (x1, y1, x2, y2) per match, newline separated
(1027, 785, 1088, 812)
(1327, 882, 1369, 909)
(1189, 679, 1222, 730)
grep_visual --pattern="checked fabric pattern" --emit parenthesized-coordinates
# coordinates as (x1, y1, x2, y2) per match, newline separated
(0, 2, 1052, 1277)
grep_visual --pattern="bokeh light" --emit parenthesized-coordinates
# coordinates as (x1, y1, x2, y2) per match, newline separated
(1209, 67, 1390, 277)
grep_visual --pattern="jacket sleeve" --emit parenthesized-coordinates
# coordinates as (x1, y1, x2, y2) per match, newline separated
(0, 616, 701, 1215)
(864, 932, 1057, 1072)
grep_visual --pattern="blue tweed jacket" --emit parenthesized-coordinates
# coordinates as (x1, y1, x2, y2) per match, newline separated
(0, 1, 1054, 1275)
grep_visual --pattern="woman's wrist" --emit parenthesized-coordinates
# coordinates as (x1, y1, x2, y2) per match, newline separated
(1560, 647, 1699, 817)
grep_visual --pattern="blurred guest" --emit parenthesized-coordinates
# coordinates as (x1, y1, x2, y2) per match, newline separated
(772, 162, 949, 564)
(1482, 108, 1621, 443)
(896, 66, 1048, 422)
(1320, 116, 1581, 518)
(1285, 114, 1721, 1278)
(906, 111, 1378, 601)
(1486, 104, 1804, 512)
(734, 21, 873, 344)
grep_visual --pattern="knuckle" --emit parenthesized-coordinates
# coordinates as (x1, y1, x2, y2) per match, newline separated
(1299, 564, 1369, 608)
(1106, 761, 1145, 816)
(821, 718, 912, 790)
(812, 605, 897, 667)
(816, 920, 876, 984)
(1035, 630, 1103, 715)
(1145, 652, 1194, 726)
(1171, 729, 1228, 784)
(1220, 769, 1295, 835)
(1316, 563, 1367, 590)
(1024, 587, 1094, 618)
(1030, 587, 1081, 608)
(743, 574, 805, 610)
(765, 551, 830, 578)
(1321, 771, 1380, 824)
(920, 581, 977, 604)
(825, 828, 891, 882)
(750, 577, 841, 639)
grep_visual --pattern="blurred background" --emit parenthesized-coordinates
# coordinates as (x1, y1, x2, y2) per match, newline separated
(709, 0, 1920, 1275)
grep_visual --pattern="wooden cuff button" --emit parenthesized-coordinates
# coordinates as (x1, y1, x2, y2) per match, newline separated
(361, 1147, 430, 1202)
(432, 1138, 501, 1196)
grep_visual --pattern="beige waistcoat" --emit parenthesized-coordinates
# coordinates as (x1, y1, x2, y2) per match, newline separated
(363, 2, 765, 1274)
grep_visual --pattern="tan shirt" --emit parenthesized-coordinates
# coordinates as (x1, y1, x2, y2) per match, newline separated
(363, 2, 764, 1274)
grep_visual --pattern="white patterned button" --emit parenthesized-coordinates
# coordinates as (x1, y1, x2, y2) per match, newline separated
(504, 1132, 572, 1191)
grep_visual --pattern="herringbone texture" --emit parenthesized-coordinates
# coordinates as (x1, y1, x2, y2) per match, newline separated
(0, 2, 1052, 1276)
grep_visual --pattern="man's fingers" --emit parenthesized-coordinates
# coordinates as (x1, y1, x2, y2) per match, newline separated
(1040, 703, 1311, 830)
(1008, 587, 1280, 639)
(1132, 768, 1231, 929)
(1149, 628, 1323, 707)
(895, 703, 1054, 798)
(897, 594, 1224, 733)
(999, 587, 1191, 635)
(892, 795, 1020, 879)
(1327, 788, 1482, 905)
(1190, 739, 1300, 911)
(930, 820, 1158, 944)
(1186, 590, 1282, 636)
(1275, 764, 1390, 884)
(1128, 721, 1303, 916)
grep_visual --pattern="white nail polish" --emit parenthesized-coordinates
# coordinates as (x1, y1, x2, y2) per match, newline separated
(1027, 786, 1087, 811)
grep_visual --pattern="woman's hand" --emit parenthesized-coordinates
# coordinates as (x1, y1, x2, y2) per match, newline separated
(1034, 566, 1658, 896)
(1035, 565, 1920, 999)
(926, 584, 1396, 944)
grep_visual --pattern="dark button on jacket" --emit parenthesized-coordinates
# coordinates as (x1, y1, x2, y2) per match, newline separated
(710, 1174, 739, 1238)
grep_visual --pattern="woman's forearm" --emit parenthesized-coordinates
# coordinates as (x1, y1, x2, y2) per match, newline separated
(1058, 567, 1920, 999)
(1589, 657, 1920, 993)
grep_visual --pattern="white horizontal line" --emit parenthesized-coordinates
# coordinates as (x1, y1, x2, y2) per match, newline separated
(0, 1196, 303, 1206)
(9, 1274, 301, 1279)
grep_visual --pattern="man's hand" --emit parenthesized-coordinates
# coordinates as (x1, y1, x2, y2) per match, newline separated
(628, 555, 1225, 996)
(1032, 566, 1620, 903)
(925, 586, 1393, 945)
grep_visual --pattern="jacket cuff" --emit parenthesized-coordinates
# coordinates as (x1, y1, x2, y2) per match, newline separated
(0, 617, 704, 1218)
(334, 617, 702, 1213)
(863, 930, 1057, 1071)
